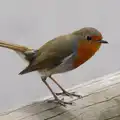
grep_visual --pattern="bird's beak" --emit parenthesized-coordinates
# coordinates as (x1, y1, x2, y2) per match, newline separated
(97, 40, 108, 44)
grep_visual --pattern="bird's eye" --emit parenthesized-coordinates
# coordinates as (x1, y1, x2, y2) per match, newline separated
(86, 36, 92, 41)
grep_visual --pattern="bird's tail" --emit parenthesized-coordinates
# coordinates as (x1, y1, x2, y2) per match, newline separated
(0, 40, 39, 75)
(0, 40, 32, 53)
(0, 40, 36, 64)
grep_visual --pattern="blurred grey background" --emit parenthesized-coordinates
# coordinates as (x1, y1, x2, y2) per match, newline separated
(0, 0, 119, 113)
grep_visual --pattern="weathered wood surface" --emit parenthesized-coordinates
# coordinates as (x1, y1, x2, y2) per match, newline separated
(1, 71, 120, 120)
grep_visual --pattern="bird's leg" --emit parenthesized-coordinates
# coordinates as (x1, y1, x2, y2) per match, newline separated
(41, 76, 73, 106)
(49, 76, 82, 98)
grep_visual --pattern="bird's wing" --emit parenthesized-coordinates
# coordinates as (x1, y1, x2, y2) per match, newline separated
(19, 35, 79, 74)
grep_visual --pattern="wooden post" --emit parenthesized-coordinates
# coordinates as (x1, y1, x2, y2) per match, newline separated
(1, 71, 120, 120)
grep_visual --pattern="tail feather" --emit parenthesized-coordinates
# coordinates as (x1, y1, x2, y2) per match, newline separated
(0, 40, 38, 75)
(0, 40, 32, 53)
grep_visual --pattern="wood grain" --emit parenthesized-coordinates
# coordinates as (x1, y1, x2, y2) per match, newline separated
(1, 71, 120, 120)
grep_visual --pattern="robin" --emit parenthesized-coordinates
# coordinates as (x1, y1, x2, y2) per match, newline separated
(0, 27, 108, 106)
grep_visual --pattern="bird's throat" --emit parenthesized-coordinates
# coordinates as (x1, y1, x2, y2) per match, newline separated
(73, 43, 101, 68)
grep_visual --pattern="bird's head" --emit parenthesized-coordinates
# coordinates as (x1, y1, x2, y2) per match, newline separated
(72, 27, 108, 68)
(73, 27, 108, 45)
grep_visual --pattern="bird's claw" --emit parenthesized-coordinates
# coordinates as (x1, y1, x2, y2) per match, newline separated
(56, 91, 82, 98)
(47, 98, 73, 107)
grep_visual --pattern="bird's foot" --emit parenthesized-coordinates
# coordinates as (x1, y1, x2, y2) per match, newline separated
(56, 90, 82, 98)
(47, 97, 73, 107)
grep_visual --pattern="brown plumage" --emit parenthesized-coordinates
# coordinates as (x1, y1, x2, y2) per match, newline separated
(0, 27, 108, 106)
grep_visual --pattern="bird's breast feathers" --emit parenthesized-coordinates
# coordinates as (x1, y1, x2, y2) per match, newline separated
(72, 42, 101, 68)
(49, 42, 101, 75)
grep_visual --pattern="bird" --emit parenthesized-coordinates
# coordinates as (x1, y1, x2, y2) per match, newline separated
(0, 27, 108, 106)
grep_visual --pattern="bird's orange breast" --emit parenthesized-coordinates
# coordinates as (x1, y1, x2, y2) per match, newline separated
(73, 43, 101, 68)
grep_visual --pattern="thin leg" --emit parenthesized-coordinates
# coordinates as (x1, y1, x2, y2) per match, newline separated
(41, 77, 73, 106)
(49, 76, 82, 98)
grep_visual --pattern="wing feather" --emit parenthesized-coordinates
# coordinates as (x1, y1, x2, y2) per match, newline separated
(19, 34, 79, 74)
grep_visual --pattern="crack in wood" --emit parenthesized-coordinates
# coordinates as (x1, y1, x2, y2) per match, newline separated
(33, 94, 120, 120)
(44, 111, 67, 120)
(104, 114, 120, 120)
